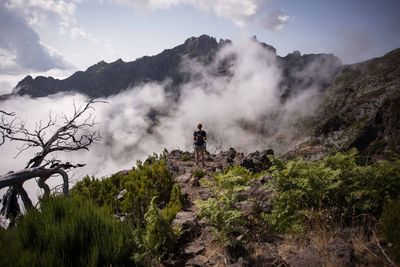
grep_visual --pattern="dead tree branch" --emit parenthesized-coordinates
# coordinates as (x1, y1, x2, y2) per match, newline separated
(0, 100, 102, 223)
(6, 100, 102, 168)
(0, 110, 15, 145)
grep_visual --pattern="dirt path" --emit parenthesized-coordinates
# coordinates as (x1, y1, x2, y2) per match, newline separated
(167, 151, 231, 266)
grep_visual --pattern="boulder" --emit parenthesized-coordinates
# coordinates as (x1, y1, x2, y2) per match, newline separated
(240, 149, 274, 172)
(184, 243, 205, 255)
(172, 211, 200, 242)
(186, 255, 209, 266)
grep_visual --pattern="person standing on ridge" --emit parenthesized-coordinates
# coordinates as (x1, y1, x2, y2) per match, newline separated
(193, 123, 207, 164)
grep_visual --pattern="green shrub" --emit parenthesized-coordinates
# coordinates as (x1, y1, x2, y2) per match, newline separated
(134, 196, 181, 264)
(266, 150, 400, 233)
(191, 168, 205, 179)
(16, 196, 135, 267)
(122, 156, 174, 226)
(180, 153, 191, 161)
(161, 184, 183, 222)
(196, 166, 259, 244)
(0, 228, 33, 267)
(71, 154, 183, 264)
(71, 154, 175, 227)
(381, 199, 400, 263)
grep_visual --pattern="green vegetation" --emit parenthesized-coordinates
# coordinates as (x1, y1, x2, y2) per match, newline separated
(134, 193, 182, 263)
(191, 167, 206, 178)
(180, 152, 191, 161)
(0, 196, 134, 267)
(266, 150, 400, 233)
(381, 199, 400, 262)
(196, 166, 263, 244)
(2, 150, 400, 265)
(196, 150, 400, 266)
(0, 228, 32, 267)
(71, 154, 182, 264)
(0, 154, 183, 266)
(71, 154, 176, 227)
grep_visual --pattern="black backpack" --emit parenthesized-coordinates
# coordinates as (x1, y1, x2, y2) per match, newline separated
(194, 130, 206, 144)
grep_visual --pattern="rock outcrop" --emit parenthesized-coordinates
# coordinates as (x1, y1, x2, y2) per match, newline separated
(310, 48, 400, 157)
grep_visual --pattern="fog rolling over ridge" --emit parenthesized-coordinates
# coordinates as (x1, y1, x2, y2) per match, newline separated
(0, 38, 335, 184)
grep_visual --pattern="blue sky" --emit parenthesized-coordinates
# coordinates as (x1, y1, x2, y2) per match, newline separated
(0, 0, 399, 93)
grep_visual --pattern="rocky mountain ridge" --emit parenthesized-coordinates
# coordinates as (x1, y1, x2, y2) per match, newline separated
(10, 34, 342, 99)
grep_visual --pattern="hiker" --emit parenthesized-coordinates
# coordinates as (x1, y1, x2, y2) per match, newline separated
(193, 123, 207, 164)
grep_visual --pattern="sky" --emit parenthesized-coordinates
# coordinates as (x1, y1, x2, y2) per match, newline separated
(0, 0, 399, 94)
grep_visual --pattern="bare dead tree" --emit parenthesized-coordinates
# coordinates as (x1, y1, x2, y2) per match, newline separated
(0, 110, 15, 145)
(0, 100, 102, 225)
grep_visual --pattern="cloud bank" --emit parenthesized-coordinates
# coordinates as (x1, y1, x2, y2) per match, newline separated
(0, 1, 70, 74)
(112, 0, 257, 25)
(111, 0, 289, 28)
(0, 38, 320, 181)
(260, 9, 289, 31)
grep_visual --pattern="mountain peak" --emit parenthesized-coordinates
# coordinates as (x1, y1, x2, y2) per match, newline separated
(251, 35, 277, 54)
(182, 35, 219, 55)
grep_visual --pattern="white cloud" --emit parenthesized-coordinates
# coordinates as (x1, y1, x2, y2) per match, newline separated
(0, 3, 71, 74)
(5, 0, 102, 46)
(260, 9, 289, 31)
(111, 0, 260, 26)
(110, 0, 289, 29)
(5, 0, 77, 29)
(1, 0, 120, 74)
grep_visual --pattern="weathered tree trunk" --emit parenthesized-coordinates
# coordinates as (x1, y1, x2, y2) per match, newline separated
(0, 167, 69, 195)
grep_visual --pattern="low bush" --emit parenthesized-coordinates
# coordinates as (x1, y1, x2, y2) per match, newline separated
(266, 150, 400, 233)
(71, 153, 175, 227)
(191, 168, 206, 179)
(0, 228, 33, 267)
(71, 154, 182, 264)
(16, 196, 134, 267)
(196, 166, 261, 244)
(134, 194, 182, 264)
(381, 199, 400, 263)
(180, 153, 191, 161)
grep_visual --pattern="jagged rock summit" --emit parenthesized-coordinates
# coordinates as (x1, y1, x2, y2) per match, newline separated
(11, 34, 342, 99)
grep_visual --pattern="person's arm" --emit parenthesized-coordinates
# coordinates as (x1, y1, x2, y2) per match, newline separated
(204, 131, 207, 140)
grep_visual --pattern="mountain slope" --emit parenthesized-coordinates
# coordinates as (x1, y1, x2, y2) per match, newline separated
(290, 48, 400, 158)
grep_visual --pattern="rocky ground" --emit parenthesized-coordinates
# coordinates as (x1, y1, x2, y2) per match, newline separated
(162, 149, 394, 267)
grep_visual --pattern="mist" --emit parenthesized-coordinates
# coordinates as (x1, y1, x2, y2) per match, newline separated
(0, 38, 326, 200)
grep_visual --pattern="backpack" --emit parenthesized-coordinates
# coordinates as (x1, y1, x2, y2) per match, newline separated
(194, 130, 206, 145)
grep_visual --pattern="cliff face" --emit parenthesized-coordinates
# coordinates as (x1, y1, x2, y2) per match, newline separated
(289, 48, 400, 158)
(11, 34, 342, 99)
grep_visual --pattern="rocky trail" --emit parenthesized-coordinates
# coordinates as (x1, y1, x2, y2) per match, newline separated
(164, 149, 287, 267)
(168, 152, 226, 266)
